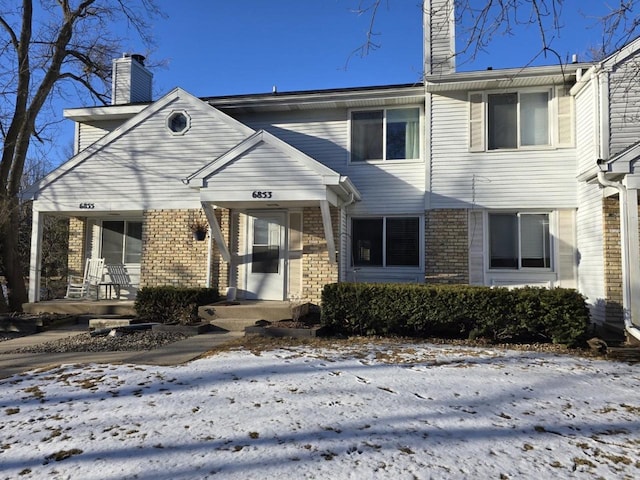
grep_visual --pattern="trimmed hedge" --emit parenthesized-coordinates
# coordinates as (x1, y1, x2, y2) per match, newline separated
(134, 286, 219, 324)
(321, 283, 591, 347)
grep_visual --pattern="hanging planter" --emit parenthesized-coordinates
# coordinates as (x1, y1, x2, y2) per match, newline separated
(192, 230, 206, 241)
(190, 220, 208, 241)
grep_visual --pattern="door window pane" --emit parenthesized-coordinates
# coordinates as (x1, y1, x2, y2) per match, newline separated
(386, 217, 419, 266)
(102, 221, 125, 264)
(252, 218, 280, 274)
(520, 92, 549, 146)
(102, 221, 143, 264)
(351, 111, 383, 162)
(352, 218, 383, 266)
(488, 93, 517, 150)
(124, 222, 143, 263)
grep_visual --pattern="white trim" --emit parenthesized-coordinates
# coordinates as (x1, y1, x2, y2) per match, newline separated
(320, 200, 336, 264)
(202, 203, 231, 263)
(166, 110, 191, 135)
(28, 208, 43, 303)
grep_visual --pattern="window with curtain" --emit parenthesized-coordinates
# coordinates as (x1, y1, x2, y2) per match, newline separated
(352, 217, 420, 267)
(482, 91, 550, 150)
(351, 107, 420, 161)
(489, 213, 551, 269)
(101, 220, 143, 264)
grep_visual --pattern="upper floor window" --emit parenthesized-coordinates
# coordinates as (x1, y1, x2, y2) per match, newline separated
(351, 107, 420, 162)
(489, 212, 551, 269)
(470, 88, 572, 152)
(352, 216, 420, 267)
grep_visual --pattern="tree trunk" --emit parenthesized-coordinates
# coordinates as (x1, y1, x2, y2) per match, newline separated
(1, 196, 28, 311)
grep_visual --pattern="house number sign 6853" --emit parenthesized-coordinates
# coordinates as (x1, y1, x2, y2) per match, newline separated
(252, 191, 273, 199)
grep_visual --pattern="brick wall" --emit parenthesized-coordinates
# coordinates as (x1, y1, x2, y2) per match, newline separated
(302, 206, 338, 304)
(140, 209, 210, 288)
(211, 208, 229, 294)
(603, 195, 624, 325)
(425, 209, 469, 284)
(67, 217, 85, 276)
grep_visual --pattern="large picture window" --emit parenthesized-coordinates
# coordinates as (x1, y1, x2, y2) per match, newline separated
(351, 107, 420, 162)
(489, 213, 551, 269)
(352, 217, 420, 267)
(102, 220, 142, 264)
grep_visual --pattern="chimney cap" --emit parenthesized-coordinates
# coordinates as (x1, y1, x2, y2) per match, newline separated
(121, 52, 146, 66)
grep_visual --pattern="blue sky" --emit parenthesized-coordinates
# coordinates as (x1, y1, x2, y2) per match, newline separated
(45, 0, 628, 164)
(138, 0, 617, 99)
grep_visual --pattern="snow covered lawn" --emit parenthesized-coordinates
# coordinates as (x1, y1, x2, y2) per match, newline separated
(1, 340, 639, 479)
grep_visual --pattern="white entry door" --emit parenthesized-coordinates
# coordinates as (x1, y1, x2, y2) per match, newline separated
(246, 211, 286, 300)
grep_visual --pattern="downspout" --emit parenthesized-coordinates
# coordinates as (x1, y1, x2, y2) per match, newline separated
(596, 171, 640, 342)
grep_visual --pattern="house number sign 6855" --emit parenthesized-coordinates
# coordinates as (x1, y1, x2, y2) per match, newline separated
(79, 202, 95, 209)
(252, 191, 273, 199)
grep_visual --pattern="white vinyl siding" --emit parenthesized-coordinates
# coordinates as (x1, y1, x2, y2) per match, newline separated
(609, 51, 640, 156)
(34, 95, 251, 212)
(204, 142, 326, 200)
(574, 81, 598, 175)
(433, 92, 577, 209)
(239, 108, 426, 216)
(77, 119, 125, 152)
(576, 182, 606, 324)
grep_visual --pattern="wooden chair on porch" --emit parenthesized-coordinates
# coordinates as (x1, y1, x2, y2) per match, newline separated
(65, 258, 105, 299)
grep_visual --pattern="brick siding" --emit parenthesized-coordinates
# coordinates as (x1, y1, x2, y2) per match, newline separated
(67, 217, 85, 276)
(140, 209, 211, 288)
(302, 206, 338, 304)
(603, 196, 623, 326)
(425, 209, 469, 284)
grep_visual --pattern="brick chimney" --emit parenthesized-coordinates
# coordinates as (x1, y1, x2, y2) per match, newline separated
(424, 0, 456, 76)
(111, 53, 153, 105)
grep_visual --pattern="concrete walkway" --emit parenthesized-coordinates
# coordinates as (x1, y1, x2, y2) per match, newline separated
(0, 324, 242, 379)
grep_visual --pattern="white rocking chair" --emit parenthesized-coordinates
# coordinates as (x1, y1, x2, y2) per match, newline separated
(65, 258, 105, 299)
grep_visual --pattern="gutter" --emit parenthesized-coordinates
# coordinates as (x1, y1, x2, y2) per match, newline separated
(596, 171, 640, 343)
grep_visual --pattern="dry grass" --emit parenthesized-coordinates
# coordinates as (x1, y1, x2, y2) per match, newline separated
(200, 334, 605, 361)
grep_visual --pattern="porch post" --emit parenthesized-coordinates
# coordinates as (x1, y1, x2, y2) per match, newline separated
(28, 207, 43, 302)
(201, 202, 231, 263)
(320, 200, 336, 264)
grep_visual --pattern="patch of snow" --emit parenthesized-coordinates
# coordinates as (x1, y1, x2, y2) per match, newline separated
(1, 343, 638, 479)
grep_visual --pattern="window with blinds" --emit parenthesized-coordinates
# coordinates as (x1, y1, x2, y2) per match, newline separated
(352, 217, 420, 267)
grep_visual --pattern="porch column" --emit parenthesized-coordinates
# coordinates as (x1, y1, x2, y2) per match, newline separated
(320, 200, 336, 264)
(201, 202, 231, 262)
(28, 208, 43, 302)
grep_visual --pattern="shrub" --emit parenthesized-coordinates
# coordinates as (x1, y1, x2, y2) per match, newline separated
(134, 286, 219, 324)
(321, 283, 590, 346)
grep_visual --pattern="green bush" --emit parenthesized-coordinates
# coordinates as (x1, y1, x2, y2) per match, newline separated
(134, 286, 219, 324)
(321, 283, 591, 347)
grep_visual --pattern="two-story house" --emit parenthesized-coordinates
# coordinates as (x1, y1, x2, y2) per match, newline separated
(23, 1, 640, 342)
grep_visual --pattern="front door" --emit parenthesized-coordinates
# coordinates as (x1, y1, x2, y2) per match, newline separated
(246, 211, 286, 300)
